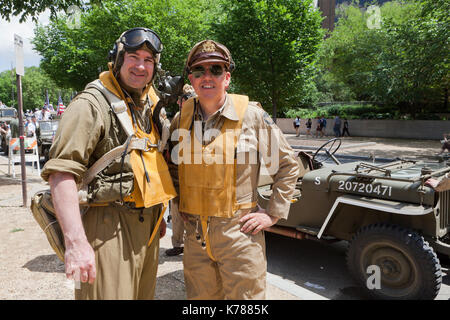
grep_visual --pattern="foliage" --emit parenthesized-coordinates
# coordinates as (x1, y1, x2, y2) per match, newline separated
(0, 69, 15, 107)
(213, 0, 324, 118)
(0, 0, 99, 22)
(285, 103, 388, 119)
(32, 0, 214, 91)
(0, 66, 75, 112)
(316, 0, 449, 118)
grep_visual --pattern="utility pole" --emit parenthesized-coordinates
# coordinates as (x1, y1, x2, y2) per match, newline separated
(10, 62, 15, 107)
(14, 34, 27, 207)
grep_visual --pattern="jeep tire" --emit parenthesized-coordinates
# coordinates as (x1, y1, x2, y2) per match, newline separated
(347, 223, 442, 300)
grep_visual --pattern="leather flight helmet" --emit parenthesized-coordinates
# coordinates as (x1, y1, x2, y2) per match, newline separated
(109, 27, 163, 78)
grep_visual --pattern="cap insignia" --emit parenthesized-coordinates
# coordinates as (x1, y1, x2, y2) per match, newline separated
(201, 41, 216, 53)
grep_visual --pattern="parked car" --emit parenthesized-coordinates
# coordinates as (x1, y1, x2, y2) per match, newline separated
(36, 119, 59, 162)
(0, 108, 18, 155)
(258, 138, 450, 300)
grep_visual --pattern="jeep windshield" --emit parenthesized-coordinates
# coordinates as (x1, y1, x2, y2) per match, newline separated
(0, 109, 16, 117)
(39, 121, 58, 132)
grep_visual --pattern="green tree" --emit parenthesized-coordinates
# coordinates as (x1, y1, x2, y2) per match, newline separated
(0, 0, 100, 22)
(213, 0, 324, 119)
(0, 67, 75, 112)
(0, 69, 16, 107)
(317, 0, 449, 117)
(375, 0, 449, 115)
(32, 0, 215, 91)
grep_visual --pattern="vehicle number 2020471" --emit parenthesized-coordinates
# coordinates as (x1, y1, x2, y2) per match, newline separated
(337, 180, 392, 197)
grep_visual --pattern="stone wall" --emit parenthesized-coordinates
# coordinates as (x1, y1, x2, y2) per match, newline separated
(276, 118, 450, 140)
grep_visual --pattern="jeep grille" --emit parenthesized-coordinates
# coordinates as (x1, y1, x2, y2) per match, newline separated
(440, 190, 450, 229)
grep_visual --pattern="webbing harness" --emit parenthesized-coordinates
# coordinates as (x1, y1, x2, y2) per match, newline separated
(82, 79, 166, 247)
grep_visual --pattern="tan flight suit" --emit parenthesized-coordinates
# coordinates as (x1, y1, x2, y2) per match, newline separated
(169, 94, 299, 299)
(41, 69, 175, 299)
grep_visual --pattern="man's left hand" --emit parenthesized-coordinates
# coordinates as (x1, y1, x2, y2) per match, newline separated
(239, 207, 279, 235)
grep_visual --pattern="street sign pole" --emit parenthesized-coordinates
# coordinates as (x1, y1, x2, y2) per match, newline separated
(14, 34, 27, 207)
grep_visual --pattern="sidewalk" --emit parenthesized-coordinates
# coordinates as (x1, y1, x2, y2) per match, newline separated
(285, 134, 443, 160)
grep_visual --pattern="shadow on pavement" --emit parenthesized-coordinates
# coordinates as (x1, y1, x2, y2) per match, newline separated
(265, 232, 364, 300)
(22, 254, 65, 273)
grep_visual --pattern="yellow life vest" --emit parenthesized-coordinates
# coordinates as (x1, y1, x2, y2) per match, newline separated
(99, 71, 177, 208)
(177, 94, 256, 218)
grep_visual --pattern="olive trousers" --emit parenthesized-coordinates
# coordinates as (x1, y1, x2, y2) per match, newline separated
(75, 204, 161, 300)
(183, 213, 267, 300)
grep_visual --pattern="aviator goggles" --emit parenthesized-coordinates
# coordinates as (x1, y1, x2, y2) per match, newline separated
(190, 64, 225, 78)
(119, 27, 163, 53)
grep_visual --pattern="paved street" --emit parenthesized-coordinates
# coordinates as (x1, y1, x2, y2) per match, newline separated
(0, 135, 448, 300)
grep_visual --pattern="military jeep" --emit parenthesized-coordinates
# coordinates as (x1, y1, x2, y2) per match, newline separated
(0, 108, 18, 154)
(258, 138, 450, 300)
(36, 120, 59, 162)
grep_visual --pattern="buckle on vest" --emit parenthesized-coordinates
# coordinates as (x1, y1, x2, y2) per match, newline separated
(143, 138, 159, 151)
(111, 101, 127, 114)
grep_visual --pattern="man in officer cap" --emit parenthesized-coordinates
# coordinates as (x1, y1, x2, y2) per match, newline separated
(41, 27, 176, 299)
(169, 40, 299, 299)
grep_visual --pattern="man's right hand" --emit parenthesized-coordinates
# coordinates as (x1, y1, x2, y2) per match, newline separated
(65, 238, 96, 284)
(49, 172, 97, 285)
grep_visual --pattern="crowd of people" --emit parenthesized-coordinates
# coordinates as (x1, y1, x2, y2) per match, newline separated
(293, 115, 350, 138)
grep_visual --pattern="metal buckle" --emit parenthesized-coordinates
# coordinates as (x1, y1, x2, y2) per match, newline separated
(143, 137, 158, 151)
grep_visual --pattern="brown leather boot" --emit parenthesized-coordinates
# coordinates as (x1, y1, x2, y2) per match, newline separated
(165, 247, 184, 256)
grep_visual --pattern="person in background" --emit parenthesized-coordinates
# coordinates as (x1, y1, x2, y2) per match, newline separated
(315, 116, 321, 138)
(165, 84, 196, 257)
(320, 116, 327, 137)
(293, 116, 300, 137)
(305, 118, 312, 138)
(439, 132, 450, 154)
(333, 115, 341, 137)
(342, 118, 350, 137)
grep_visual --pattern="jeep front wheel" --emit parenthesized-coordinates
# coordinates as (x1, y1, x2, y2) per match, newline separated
(347, 223, 442, 300)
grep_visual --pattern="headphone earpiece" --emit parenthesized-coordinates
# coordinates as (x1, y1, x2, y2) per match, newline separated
(229, 61, 235, 72)
(109, 43, 118, 63)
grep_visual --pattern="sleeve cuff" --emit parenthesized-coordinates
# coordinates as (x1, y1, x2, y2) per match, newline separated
(41, 158, 87, 184)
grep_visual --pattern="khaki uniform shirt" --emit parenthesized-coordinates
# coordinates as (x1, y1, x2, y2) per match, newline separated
(170, 94, 299, 220)
(41, 86, 154, 185)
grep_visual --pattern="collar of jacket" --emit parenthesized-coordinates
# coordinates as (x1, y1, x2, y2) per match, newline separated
(195, 94, 239, 123)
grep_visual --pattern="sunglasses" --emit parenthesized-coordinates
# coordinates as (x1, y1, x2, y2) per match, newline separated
(190, 65, 226, 78)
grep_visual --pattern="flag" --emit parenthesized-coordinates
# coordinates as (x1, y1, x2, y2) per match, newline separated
(57, 95, 65, 115)
(45, 89, 50, 107)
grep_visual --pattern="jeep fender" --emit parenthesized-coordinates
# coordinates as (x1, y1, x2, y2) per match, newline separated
(317, 194, 434, 239)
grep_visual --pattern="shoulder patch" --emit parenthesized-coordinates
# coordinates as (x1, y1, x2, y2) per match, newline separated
(263, 112, 275, 125)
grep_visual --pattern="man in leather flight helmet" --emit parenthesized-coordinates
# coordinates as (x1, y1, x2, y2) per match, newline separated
(41, 27, 176, 300)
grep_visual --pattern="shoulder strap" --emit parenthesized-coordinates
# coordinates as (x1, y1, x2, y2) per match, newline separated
(86, 79, 135, 137)
(178, 96, 195, 131)
(77, 80, 149, 194)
